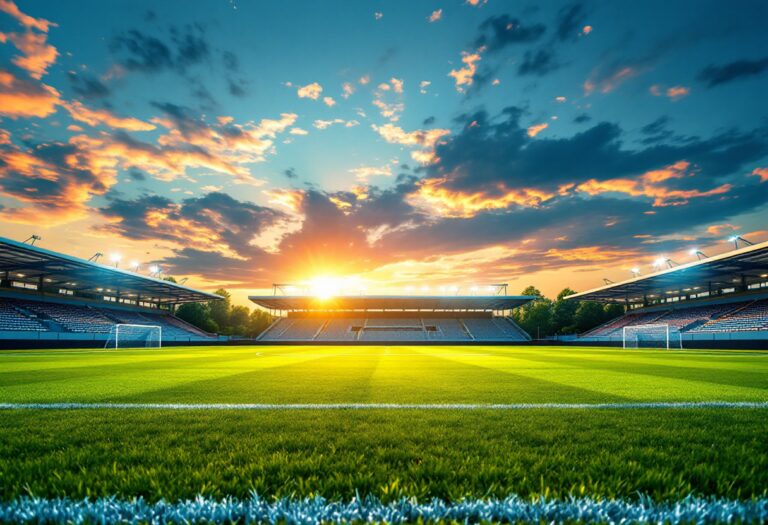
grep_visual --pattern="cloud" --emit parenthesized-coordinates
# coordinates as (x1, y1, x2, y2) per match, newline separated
(527, 123, 548, 137)
(698, 57, 768, 87)
(0, 29, 58, 79)
(110, 25, 210, 75)
(67, 72, 111, 100)
(584, 66, 638, 95)
(753, 168, 768, 182)
(0, 69, 60, 118)
(289, 127, 309, 136)
(555, 3, 586, 41)
(474, 15, 545, 53)
(349, 165, 392, 181)
(449, 51, 482, 92)
(0, 0, 55, 32)
(0, 135, 117, 223)
(63, 100, 156, 131)
(98, 192, 287, 259)
(341, 82, 355, 99)
(650, 84, 690, 100)
(297, 82, 323, 100)
(372, 123, 450, 164)
(428, 9, 442, 23)
(573, 161, 733, 207)
(323, 96, 336, 107)
(372, 78, 405, 121)
(313, 118, 358, 130)
(518, 48, 557, 76)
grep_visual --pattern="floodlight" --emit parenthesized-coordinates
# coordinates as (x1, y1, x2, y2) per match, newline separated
(690, 249, 708, 260)
(653, 257, 666, 267)
(728, 235, 754, 249)
(130, 261, 140, 270)
(110, 253, 122, 267)
(149, 265, 160, 275)
(630, 268, 640, 276)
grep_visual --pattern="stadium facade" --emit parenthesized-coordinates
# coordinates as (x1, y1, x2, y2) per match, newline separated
(249, 295, 534, 343)
(568, 240, 768, 347)
(0, 236, 223, 348)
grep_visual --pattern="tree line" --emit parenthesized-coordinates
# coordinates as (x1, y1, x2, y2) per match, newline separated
(175, 289, 273, 338)
(172, 285, 623, 339)
(509, 286, 625, 339)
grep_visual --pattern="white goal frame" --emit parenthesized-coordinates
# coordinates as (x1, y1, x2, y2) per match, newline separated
(623, 323, 682, 350)
(105, 323, 162, 349)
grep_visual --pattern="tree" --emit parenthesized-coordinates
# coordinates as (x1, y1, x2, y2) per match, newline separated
(512, 286, 553, 338)
(574, 301, 606, 333)
(551, 288, 579, 334)
(208, 288, 231, 333)
(229, 305, 251, 335)
(175, 302, 218, 333)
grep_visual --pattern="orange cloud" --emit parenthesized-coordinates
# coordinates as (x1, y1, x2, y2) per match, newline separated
(752, 167, 768, 182)
(409, 179, 555, 218)
(545, 246, 638, 262)
(0, 138, 117, 223)
(650, 84, 690, 100)
(575, 161, 732, 206)
(428, 9, 442, 22)
(582, 25, 593, 35)
(0, 30, 58, 79)
(322, 96, 336, 107)
(0, 69, 60, 118)
(527, 123, 548, 137)
(0, 0, 55, 32)
(449, 51, 482, 92)
(264, 188, 305, 213)
(706, 223, 739, 235)
(63, 101, 156, 131)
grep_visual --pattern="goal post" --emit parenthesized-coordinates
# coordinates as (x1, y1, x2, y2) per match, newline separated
(623, 324, 682, 350)
(105, 324, 162, 349)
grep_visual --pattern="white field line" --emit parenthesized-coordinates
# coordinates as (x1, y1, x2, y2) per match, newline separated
(0, 401, 766, 410)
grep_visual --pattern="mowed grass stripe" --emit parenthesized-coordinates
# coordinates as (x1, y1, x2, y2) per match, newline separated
(2, 401, 768, 410)
(0, 346, 766, 404)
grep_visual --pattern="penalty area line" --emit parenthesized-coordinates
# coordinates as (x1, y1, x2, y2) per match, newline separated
(0, 401, 767, 411)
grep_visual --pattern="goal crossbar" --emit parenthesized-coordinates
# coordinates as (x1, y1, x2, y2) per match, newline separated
(623, 323, 682, 350)
(105, 323, 162, 349)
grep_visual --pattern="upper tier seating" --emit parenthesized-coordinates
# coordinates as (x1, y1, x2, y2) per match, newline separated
(0, 301, 46, 331)
(584, 298, 768, 337)
(690, 300, 768, 332)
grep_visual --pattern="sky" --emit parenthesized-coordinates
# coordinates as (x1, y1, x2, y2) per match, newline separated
(1, 0, 767, 306)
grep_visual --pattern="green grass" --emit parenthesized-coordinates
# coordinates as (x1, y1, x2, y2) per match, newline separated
(1, 345, 767, 404)
(0, 345, 766, 502)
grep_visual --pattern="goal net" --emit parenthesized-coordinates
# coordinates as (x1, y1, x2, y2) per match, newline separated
(105, 324, 162, 349)
(623, 324, 682, 350)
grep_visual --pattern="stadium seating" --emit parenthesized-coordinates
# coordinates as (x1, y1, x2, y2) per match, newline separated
(0, 301, 47, 331)
(690, 300, 768, 332)
(0, 297, 213, 339)
(584, 298, 768, 337)
(259, 316, 529, 342)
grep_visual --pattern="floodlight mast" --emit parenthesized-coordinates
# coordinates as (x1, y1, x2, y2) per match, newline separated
(23, 234, 41, 245)
(728, 235, 754, 249)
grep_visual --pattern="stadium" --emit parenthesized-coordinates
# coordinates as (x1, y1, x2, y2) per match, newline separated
(1, 0, 768, 523)
(1, 233, 768, 523)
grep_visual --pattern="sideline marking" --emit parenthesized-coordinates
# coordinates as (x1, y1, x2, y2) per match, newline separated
(1, 401, 766, 410)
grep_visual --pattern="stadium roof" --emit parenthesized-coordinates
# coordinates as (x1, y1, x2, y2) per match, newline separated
(249, 295, 536, 311)
(567, 240, 768, 304)
(0, 236, 220, 304)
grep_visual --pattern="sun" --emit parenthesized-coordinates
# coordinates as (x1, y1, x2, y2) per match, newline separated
(308, 276, 343, 300)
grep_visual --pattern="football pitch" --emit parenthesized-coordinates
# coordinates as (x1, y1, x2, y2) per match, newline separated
(1, 345, 767, 522)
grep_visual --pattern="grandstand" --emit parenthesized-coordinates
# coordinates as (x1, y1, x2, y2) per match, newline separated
(569, 240, 768, 346)
(0, 236, 222, 347)
(250, 293, 534, 343)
